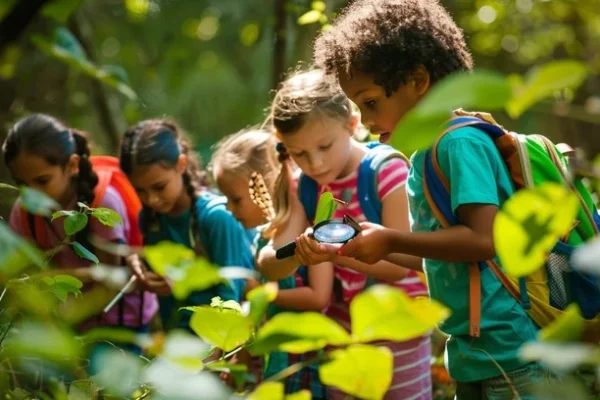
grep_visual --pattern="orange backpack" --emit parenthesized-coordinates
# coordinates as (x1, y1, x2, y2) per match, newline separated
(21, 156, 143, 250)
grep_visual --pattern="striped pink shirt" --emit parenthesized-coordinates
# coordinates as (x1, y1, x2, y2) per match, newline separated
(318, 156, 432, 400)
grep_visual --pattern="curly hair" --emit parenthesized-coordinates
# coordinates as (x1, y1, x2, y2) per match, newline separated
(313, 0, 473, 95)
(119, 119, 210, 256)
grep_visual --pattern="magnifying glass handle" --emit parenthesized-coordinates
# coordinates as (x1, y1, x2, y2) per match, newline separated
(275, 241, 297, 259)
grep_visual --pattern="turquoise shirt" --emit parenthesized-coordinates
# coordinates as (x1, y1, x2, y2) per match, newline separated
(407, 127, 539, 382)
(141, 191, 255, 329)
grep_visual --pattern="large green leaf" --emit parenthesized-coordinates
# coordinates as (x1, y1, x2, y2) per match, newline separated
(41, 0, 85, 23)
(319, 344, 393, 400)
(251, 312, 351, 355)
(42, 274, 83, 303)
(0, 221, 47, 279)
(30, 30, 137, 100)
(506, 60, 589, 118)
(63, 213, 88, 236)
(246, 282, 278, 326)
(389, 70, 511, 153)
(71, 241, 99, 264)
(314, 191, 337, 225)
(189, 306, 253, 352)
(248, 382, 284, 400)
(351, 285, 450, 343)
(20, 187, 60, 217)
(91, 349, 143, 397)
(144, 242, 224, 300)
(91, 207, 122, 227)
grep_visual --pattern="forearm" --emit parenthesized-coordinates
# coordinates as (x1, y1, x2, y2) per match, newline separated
(384, 253, 424, 272)
(332, 256, 410, 282)
(256, 246, 301, 281)
(388, 225, 495, 262)
(273, 287, 328, 311)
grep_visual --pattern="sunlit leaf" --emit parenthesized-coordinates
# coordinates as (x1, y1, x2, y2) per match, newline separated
(298, 10, 322, 25)
(41, 0, 84, 23)
(240, 23, 260, 47)
(539, 303, 584, 342)
(319, 344, 393, 400)
(0, 221, 47, 279)
(142, 359, 231, 400)
(55, 274, 83, 289)
(31, 32, 137, 100)
(63, 213, 88, 236)
(248, 381, 284, 400)
(251, 312, 351, 355)
(91, 207, 122, 227)
(209, 296, 243, 313)
(314, 191, 337, 225)
(311, 1, 326, 12)
(351, 285, 450, 343)
(20, 187, 60, 217)
(189, 306, 253, 352)
(246, 282, 278, 326)
(519, 342, 600, 372)
(125, 0, 150, 21)
(71, 241, 99, 264)
(494, 183, 579, 277)
(390, 70, 511, 153)
(91, 349, 142, 396)
(4, 319, 80, 363)
(158, 330, 211, 371)
(286, 390, 312, 400)
(52, 210, 78, 221)
(507, 60, 589, 118)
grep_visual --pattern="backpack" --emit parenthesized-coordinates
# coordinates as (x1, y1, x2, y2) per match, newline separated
(423, 110, 600, 341)
(298, 141, 428, 290)
(20, 155, 146, 327)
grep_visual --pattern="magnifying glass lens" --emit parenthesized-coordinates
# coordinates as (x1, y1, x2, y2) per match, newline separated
(313, 222, 356, 243)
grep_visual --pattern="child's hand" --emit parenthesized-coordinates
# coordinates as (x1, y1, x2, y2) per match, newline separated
(294, 227, 338, 266)
(337, 222, 393, 264)
(127, 254, 148, 284)
(144, 272, 172, 296)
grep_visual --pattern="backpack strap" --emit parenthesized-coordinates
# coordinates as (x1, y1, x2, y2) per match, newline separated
(298, 173, 319, 223)
(357, 141, 410, 224)
(423, 114, 528, 338)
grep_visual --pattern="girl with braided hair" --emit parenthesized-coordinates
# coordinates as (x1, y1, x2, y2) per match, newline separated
(3, 113, 158, 335)
(119, 119, 254, 331)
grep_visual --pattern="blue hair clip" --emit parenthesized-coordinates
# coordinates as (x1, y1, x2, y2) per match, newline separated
(154, 130, 180, 162)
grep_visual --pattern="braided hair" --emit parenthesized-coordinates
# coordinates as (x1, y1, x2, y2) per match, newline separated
(119, 119, 209, 255)
(2, 113, 99, 246)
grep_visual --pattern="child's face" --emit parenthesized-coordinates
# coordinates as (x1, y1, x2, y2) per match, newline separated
(281, 115, 355, 185)
(214, 168, 266, 229)
(8, 152, 78, 206)
(128, 159, 188, 215)
(338, 70, 428, 143)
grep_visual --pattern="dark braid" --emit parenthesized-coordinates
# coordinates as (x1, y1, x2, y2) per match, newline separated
(119, 119, 210, 256)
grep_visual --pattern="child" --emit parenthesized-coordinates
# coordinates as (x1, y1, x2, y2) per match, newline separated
(257, 69, 431, 400)
(3, 113, 157, 335)
(119, 118, 254, 331)
(312, 0, 553, 398)
(211, 128, 332, 398)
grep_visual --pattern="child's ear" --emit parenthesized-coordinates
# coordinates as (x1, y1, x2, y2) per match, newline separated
(411, 65, 430, 97)
(347, 113, 360, 134)
(176, 154, 188, 174)
(67, 154, 80, 176)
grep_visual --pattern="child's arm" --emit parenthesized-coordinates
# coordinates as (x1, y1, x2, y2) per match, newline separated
(256, 193, 311, 281)
(270, 261, 333, 311)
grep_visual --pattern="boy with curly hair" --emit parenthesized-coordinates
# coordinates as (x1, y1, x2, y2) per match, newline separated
(309, 0, 553, 398)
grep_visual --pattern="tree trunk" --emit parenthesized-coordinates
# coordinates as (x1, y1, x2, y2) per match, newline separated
(0, 0, 52, 56)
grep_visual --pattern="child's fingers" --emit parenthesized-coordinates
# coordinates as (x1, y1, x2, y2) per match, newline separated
(339, 237, 359, 258)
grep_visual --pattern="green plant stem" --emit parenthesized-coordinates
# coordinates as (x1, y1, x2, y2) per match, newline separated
(204, 346, 244, 366)
(264, 353, 325, 383)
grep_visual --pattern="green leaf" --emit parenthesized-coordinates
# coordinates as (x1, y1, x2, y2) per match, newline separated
(51, 210, 78, 221)
(54, 274, 83, 289)
(506, 60, 589, 118)
(91, 348, 143, 396)
(91, 207, 122, 227)
(189, 306, 253, 352)
(251, 312, 351, 355)
(42, 276, 55, 286)
(77, 202, 90, 211)
(389, 70, 511, 153)
(159, 330, 212, 372)
(41, 0, 84, 23)
(351, 285, 450, 343)
(52, 285, 68, 302)
(0, 221, 47, 279)
(30, 32, 137, 100)
(71, 241, 99, 264)
(319, 344, 393, 400)
(3, 320, 80, 363)
(144, 242, 223, 300)
(314, 191, 337, 225)
(209, 296, 243, 313)
(0, 183, 18, 191)
(311, 1, 326, 12)
(246, 282, 278, 326)
(286, 390, 312, 400)
(248, 382, 284, 400)
(298, 10, 322, 25)
(64, 213, 88, 236)
(20, 187, 60, 216)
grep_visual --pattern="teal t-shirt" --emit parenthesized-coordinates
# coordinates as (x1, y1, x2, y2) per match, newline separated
(141, 191, 255, 329)
(407, 127, 539, 382)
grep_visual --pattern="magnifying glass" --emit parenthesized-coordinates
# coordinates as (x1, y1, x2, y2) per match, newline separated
(275, 214, 362, 259)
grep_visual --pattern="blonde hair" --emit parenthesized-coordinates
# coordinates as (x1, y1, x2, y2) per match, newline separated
(211, 128, 291, 238)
